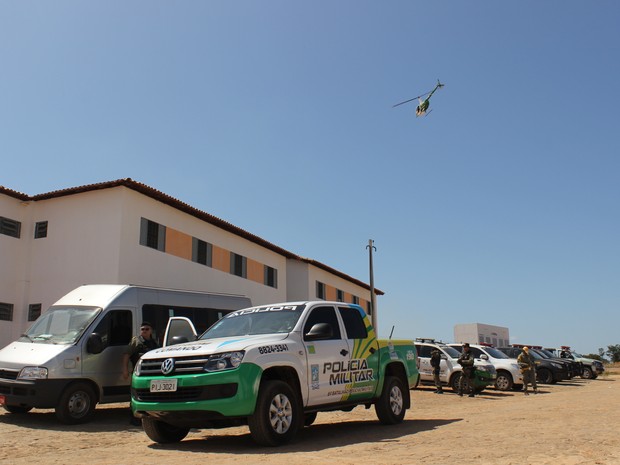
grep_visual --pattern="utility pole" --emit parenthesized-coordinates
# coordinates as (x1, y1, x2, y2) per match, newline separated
(366, 239, 378, 335)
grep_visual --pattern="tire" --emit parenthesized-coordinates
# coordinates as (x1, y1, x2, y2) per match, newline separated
(248, 380, 301, 446)
(142, 417, 190, 443)
(55, 382, 96, 424)
(537, 368, 553, 385)
(2, 405, 33, 414)
(450, 373, 462, 392)
(304, 412, 317, 427)
(375, 376, 406, 425)
(581, 367, 593, 379)
(495, 372, 514, 391)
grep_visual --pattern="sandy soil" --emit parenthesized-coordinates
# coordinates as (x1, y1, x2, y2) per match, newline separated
(1, 370, 619, 465)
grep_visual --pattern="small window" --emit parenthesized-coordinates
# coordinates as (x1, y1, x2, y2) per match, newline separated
(366, 301, 372, 316)
(415, 345, 433, 358)
(264, 265, 277, 288)
(0, 302, 14, 321)
(0, 217, 21, 238)
(336, 289, 344, 302)
(28, 304, 42, 321)
(338, 306, 368, 339)
(230, 253, 247, 278)
(92, 310, 133, 348)
(34, 221, 48, 239)
(140, 218, 166, 251)
(316, 281, 325, 300)
(303, 306, 341, 340)
(352, 296, 359, 305)
(192, 238, 212, 267)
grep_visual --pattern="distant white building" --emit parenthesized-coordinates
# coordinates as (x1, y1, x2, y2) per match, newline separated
(454, 323, 510, 347)
(0, 179, 382, 348)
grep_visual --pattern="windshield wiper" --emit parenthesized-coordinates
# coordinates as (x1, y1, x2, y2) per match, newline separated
(20, 333, 34, 342)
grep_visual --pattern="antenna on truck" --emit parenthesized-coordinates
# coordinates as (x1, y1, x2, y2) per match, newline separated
(389, 325, 395, 340)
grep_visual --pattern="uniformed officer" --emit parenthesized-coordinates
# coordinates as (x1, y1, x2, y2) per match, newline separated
(430, 348, 443, 394)
(457, 343, 476, 397)
(517, 346, 538, 395)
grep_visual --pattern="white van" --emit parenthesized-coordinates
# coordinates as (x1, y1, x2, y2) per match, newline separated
(0, 284, 250, 424)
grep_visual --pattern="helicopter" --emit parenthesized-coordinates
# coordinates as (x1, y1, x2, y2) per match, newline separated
(393, 80, 444, 117)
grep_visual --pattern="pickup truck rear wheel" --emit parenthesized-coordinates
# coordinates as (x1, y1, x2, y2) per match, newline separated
(375, 376, 406, 425)
(249, 380, 301, 446)
(142, 417, 190, 443)
(55, 382, 96, 424)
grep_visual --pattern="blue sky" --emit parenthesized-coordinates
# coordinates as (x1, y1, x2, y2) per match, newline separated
(2, 2, 618, 355)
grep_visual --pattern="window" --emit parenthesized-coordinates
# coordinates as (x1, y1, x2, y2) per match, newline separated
(230, 253, 247, 278)
(0, 217, 21, 238)
(352, 296, 359, 305)
(338, 306, 368, 339)
(139, 218, 166, 251)
(34, 221, 48, 239)
(28, 304, 42, 321)
(264, 265, 278, 288)
(0, 302, 14, 321)
(92, 310, 133, 348)
(366, 301, 372, 316)
(303, 306, 341, 340)
(316, 281, 325, 300)
(415, 345, 433, 358)
(192, 238, 212, 267)
(336, 289, 344, 302)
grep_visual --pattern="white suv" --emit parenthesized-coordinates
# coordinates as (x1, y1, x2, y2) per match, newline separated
(448, 343, 523, 391)
(414, 338, 496, 392)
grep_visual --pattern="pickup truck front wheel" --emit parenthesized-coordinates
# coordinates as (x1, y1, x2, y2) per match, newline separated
(249, 380, 301, 446)
(375, 376, 406, 424)
(142, 417, 190, 443)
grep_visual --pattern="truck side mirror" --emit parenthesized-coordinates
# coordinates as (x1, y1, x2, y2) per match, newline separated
(170, 335, 190, 345)
(305, 323, 333, 341)
(480, 354, 489, 360)
(87, 333, 104, 354)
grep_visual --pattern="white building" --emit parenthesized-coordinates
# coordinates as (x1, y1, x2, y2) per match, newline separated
(0, 179, 382, 348)
(454, 323, 510, 347)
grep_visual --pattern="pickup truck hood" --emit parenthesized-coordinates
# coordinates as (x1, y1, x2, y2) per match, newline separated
(146, 333, 290, 359)
(0, 341, 69, 368)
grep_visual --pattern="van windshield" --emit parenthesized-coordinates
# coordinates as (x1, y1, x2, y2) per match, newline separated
(19, 306, 101, 345)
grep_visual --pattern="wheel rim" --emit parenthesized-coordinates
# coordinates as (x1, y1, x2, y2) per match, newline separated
(389, 386, 403, 415)
(68, 391, 91, 418)
(496, 375, 510, 390)
(269, 393, 293, 434)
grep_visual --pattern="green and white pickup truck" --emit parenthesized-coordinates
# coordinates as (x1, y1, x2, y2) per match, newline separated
(131, 301, 419, 446)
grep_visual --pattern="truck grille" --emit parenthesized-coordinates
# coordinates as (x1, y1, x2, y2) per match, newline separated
(139, 355, 209, 376)
(132, 383, 237, 403)
(0, 369, 19, 381)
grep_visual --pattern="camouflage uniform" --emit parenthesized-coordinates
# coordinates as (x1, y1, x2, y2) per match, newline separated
(517, 349, 538, 395)
(430, 349, 443, 393)
(457, 346, 476, 397)
(126, 335, 159, 366)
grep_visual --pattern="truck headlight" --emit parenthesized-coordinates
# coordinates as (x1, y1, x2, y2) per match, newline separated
(134, 359, 143, 376)
(204, 351, 244, 372)
(18, 366, 48, 380)
(551, 362, 563, 369)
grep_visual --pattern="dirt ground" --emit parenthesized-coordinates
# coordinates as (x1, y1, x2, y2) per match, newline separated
(1, 368, 619, 465)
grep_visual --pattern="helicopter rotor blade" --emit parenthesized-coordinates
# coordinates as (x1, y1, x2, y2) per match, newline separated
(392, 90, 432, 108)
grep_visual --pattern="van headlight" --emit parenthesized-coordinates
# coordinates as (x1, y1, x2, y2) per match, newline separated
(204, 351, 244, 372)
(18, 366, 48, 379)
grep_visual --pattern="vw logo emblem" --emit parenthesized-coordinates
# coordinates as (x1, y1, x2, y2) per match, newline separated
(161, 358, 175, 375)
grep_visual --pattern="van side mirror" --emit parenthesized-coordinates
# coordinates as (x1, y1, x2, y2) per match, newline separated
(87, 333, 104, 354)
(305, 323, 333, 341)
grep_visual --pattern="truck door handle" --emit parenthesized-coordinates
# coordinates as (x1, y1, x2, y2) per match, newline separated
(340, 349, 349, 356)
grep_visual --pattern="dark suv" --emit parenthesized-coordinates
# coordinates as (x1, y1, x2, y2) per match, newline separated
(497, 347, 569, 384)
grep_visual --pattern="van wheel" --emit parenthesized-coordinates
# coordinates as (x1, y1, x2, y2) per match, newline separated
(375, 376, 406, 424)
(495, 372, 513, 391)
(142, 417, 190, 443)
(581, 367, 593, 379)
(2, 405, 33, 414)
(248, 380, 301, 446)
(55, 382, 96, 424)
(537, 368, 553, 384)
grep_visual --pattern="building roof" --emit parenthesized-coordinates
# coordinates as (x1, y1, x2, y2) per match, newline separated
(1, 178, 383, 295)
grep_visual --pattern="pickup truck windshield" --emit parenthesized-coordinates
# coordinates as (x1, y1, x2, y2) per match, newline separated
(201, 305, 305, 339)
(19, 306, 101, 345)
(485, 347, 510, 359)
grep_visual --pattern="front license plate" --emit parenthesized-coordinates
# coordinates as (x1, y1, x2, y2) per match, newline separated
(150, 379, 178, 393)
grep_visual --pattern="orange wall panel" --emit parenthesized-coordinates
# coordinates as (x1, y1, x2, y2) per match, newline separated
(165, 228, 192, 260)
(247, 258, 263, 284)
(212, 245, 230, 273)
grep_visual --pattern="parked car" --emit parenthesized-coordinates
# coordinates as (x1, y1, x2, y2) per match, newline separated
(534, 348, 582, 379)
(497, 346, 569, 384)
(545, 347, 605, 379)
(448, 343, 523, 391)
(414, 338, 496, 393)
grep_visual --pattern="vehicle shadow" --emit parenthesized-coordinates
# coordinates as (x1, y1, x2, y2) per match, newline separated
(0, 406, 140, 433)
(148, 418, 462, 454)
